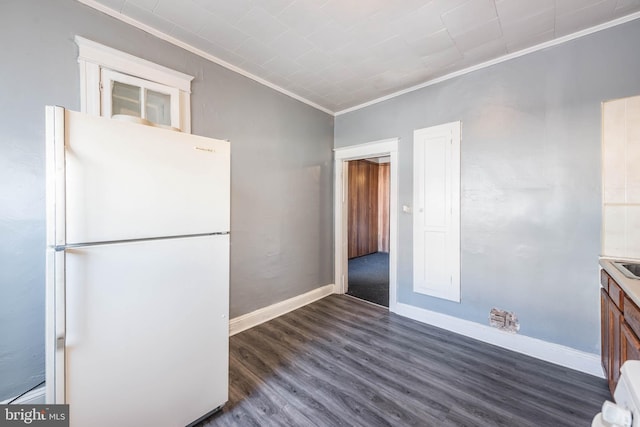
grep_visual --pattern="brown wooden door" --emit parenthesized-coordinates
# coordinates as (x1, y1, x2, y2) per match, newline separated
(377, 163, 390, 253)
(348, 160, 380, 259)
(367, 162, 379, 254)
(347, 161, 359, 259)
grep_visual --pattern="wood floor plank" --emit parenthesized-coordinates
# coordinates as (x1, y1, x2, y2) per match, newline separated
(264, 316, 448, 425)
(201, 295, 609, 426)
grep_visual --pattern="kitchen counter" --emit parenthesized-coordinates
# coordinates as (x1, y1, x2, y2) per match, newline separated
(600, 258, 640, 308)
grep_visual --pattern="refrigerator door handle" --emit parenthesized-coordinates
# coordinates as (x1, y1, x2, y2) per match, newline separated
(54, 249, 66, 403)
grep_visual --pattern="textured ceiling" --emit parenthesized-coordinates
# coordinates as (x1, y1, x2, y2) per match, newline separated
(90, 0, 640, 113)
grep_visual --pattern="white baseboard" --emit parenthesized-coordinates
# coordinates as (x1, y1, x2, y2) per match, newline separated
(229, 284, 335, 336)
(1, 386, 46, 405)
(394, 302, 604, 378)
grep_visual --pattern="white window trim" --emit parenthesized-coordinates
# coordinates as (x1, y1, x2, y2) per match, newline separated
(75, 35, 194, 133)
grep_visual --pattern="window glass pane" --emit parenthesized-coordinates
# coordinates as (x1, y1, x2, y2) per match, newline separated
(145, 89, 171, 126)
(112, 81, 141, 117)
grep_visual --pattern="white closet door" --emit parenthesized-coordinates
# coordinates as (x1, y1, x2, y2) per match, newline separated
(413, 122, 461, 302)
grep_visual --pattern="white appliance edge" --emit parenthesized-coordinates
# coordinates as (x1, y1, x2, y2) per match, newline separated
(45, 106, 230, 427)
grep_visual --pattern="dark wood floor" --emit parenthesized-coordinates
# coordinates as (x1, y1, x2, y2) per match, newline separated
(201, 294, 609, 426)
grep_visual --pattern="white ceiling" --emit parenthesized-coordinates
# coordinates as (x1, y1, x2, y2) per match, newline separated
(89, 0, 640, 114)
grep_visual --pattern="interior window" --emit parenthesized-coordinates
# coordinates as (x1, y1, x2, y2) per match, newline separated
(102, 69, 179, 128)
(76, 36, 193, 133)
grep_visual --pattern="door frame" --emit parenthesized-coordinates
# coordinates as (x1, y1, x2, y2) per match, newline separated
(334, 138, 398, 311)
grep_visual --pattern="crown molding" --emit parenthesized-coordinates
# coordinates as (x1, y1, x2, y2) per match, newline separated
(76, 0, 640, 118)
(76, 0, 334, 116)
(335, 11, 640, 116)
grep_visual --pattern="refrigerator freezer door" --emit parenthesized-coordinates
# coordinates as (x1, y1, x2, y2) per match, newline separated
(63, 235, 229, 427)
(62, 109, 230, 244)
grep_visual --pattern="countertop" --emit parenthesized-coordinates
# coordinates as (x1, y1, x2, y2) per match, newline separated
(600, 258, 640, 308)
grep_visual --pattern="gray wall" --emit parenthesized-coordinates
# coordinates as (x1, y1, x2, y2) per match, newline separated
(336, 19, 640, 354)
(0, 0, 333, 401)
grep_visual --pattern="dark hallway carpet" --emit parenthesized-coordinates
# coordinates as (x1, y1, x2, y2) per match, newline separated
(347, 252, 389, 307)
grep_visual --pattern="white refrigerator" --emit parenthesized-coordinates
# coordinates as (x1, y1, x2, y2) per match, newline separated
(44, 106, 230, 427)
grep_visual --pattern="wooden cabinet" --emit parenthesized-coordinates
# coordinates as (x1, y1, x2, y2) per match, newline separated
(622, 321, 640, 363)
(601, 288, 610, 377)
(608, 293, 622, 392)
(601, 269, 640, 394)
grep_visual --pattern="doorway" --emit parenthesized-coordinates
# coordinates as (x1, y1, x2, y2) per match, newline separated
(346, 157, 390, 306)
(334, 138, 398, 312)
